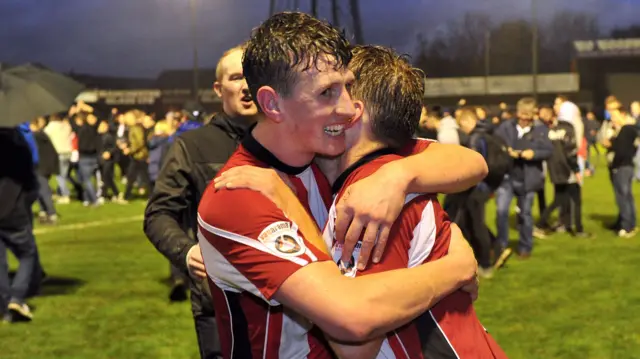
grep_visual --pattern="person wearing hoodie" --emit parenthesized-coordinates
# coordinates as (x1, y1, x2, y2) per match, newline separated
(494, 97, 553, 259)
(43, 114, 73, 204)
(457, 109, 513, 278)
(536, 107, 592, 238)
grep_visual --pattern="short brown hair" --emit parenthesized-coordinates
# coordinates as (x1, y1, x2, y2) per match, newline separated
(349, 45, 425, 148)
(517, 97, 537, 117)
(243, 12, 351, 104)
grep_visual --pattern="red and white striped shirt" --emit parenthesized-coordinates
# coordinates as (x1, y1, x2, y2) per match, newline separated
(197, 134, 335, 359)
(323, 149, 508, 359)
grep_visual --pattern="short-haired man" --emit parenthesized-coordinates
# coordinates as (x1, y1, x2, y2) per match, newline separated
(494, 97, 553, 258)
(198, 12, 487, 358)
(603, 106, 638, 238)
(319, 45, 507, 358)
(144, 44, 259, 359)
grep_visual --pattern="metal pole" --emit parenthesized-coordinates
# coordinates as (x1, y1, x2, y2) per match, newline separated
(270, 0, 277, 16)
(532, 0, 538, 101)
(311, 0, 318, 17)
(349, 0, 365, 44)
(190, 0, 199, 101)
(484, 30, 491, 95)
(331, 0, 340, 27)
(293, 0, 299, 9)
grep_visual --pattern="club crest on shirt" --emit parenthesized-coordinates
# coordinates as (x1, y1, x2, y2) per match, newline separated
(258, 221, 306, 257)
(331, 241, 361, 278)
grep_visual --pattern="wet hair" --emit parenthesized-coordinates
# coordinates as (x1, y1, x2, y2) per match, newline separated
(242, 12, 352, 106)
(348, 45, 425, 148)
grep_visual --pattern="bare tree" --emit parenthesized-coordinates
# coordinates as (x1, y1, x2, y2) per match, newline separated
(414, 12, 492, 77)
(539, 11, 599, 72)
(611, 25, 640, 38)
(349, 0, 364, 44)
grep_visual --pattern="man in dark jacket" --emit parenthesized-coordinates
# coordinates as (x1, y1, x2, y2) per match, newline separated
(144, 44, 257, 359)
(494, 97, 553, 259)
(536, 107, 592, 238)
(97, 120, 121, 201)
(603, 106, 639, 238)
(457, 109, 512, 278)
(0, 127, 41, 323)
(71, 111, 101, 206)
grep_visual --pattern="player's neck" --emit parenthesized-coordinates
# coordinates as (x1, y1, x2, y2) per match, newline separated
(252, 120, 315, 168)
(339, 139, 386, 174)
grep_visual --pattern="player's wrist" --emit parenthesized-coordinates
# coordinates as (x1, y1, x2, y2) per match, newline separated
(382, 160, 412, 195)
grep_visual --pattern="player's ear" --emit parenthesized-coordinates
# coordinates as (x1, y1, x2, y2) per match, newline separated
(256, 86, 282, 122)
(351, 100, 365, 126)
(213, 81, 222, 98)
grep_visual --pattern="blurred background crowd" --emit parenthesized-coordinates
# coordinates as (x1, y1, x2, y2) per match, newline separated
(1, 0, 640, 358)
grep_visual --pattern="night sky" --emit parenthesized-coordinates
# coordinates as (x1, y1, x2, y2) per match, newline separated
(1, 0, 639, 77)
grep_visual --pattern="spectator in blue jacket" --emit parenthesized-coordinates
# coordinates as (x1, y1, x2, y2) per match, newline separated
(494, 97, 553, 259)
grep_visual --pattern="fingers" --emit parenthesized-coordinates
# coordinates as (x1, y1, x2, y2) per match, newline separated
(356, 223, 379, 270)
(372, 225, 391, 264)
(189, 259, 206, 273)
(192, 269, 207, 280)
(334, 200, 354, 246)
(341, 217, 365, 263)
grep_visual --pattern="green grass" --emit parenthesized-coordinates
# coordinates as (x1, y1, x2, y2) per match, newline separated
(1, 164, 639, 359)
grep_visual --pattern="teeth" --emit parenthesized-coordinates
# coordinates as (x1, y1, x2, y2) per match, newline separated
(324, 124, 344, 136)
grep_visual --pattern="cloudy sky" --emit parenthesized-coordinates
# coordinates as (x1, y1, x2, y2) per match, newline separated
(1, 0, 639, 78)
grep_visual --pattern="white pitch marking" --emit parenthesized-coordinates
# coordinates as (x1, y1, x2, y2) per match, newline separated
(33, 215, 144, 235)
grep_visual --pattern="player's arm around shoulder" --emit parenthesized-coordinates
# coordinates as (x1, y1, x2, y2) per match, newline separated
(396, 139, 488, 194)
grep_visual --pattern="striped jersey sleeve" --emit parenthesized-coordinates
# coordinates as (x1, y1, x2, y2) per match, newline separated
(197, 187, 332, 304)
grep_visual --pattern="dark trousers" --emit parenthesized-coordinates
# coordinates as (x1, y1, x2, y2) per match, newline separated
(100, 161, 119, 198)
(190, 277, 222, 359)
(78, 156, 99, 204)
(496, 180, 536, 254)
(536, 186, 547, 218)
(537, 183, 583, 232)
(37, 173, 57, 216)
(116, 150, 130, 179)
(0, 225, 39, 308)
(611, 166, 637, 231)
(124, 159, 151, 200)
(463, 188, 501, 269)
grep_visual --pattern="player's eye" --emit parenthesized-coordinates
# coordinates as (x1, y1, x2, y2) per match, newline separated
(320, 87, 334, 98)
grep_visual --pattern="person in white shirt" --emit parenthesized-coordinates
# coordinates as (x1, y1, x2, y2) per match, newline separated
(43, 115, 73, 204)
